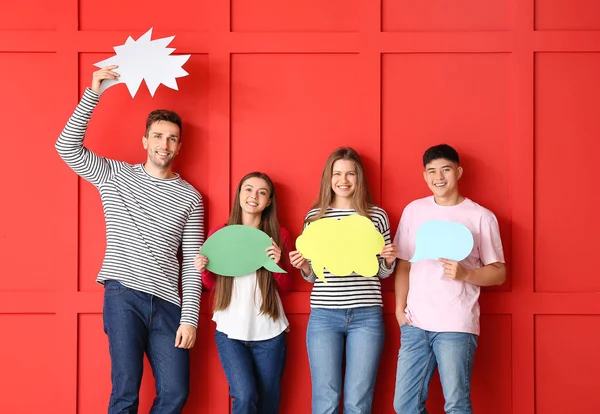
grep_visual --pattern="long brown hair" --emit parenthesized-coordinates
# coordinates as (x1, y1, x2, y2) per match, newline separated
(213, 172, 283, 320)
(306, 147, 373, 223)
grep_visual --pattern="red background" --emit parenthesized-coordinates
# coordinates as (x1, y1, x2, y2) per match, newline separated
(1, 0, 600, 412)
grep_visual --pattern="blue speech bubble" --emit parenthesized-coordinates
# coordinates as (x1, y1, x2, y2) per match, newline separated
(409, 220, 474, 263)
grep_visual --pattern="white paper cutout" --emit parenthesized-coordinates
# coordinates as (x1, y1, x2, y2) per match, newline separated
(94, 28, 191, 97)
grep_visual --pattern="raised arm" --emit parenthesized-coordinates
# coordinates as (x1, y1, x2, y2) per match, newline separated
(55, 66, 122, 187)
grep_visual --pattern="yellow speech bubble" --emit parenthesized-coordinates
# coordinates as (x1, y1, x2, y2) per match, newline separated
(296, 215, 385, 283)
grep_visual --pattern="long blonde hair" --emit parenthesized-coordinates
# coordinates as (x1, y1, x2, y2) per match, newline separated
(213, 172, 282, 320)
(306, 147, 373, 223)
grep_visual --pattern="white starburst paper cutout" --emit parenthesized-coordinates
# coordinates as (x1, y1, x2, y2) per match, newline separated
(94, 28, 191, 97)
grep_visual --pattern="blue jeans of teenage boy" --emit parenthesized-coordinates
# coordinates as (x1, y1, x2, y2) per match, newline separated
(306, 306, 385, 414)
(103, 280, 190, 414)
(394, 324, 478, 414)
(215, 330, 287, 414)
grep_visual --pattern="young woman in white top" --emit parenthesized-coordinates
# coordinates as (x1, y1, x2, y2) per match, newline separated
(194, 172, 293, 414)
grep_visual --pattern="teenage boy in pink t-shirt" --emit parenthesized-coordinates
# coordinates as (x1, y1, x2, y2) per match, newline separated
(393, 144, 506, 414)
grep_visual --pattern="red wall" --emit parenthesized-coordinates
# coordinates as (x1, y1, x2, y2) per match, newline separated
(1, 1, 600, 413)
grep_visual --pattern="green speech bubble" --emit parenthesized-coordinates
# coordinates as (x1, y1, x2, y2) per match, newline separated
(199, 225, 286, 277)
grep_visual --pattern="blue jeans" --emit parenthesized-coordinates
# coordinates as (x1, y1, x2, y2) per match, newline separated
(306, 306, 385, 414)
(215, 330, 287, 414)
(103, 280, 190, 414)
(394, 325, 478, 414)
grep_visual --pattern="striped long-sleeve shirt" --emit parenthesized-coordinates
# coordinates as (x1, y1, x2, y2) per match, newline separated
(302, 206, 396, 308)
(56, 88, 204, 327)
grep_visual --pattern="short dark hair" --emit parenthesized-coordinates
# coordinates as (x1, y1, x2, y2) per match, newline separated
(145, 110, 182, 138)
(423, 144, 460, 167)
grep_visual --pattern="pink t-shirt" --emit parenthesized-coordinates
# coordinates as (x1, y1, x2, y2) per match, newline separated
(394, 196, 504, 335)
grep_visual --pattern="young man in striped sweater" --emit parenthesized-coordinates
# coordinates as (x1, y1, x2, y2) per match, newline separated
(56, 66, 205, 414)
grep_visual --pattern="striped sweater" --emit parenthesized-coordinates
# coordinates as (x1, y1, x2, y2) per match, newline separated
(302, 206, 395, 308)
(56, 88, 204, 327)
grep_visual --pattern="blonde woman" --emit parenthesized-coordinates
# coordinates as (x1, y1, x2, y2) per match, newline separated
(289, 147, 397, 414)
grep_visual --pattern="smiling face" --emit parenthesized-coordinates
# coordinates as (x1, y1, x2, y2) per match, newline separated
(239, 176, 272, 217)
(331, 159, 358, 201)
(142, 120, 181, 170)
(423, 158, 463, 200)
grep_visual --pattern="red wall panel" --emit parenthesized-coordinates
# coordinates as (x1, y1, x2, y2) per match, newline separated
(0, 53, 64, 292)
(535, 0, 600, 30)
(1, 1, 57, 30)
(79, 0, 210, 32)
(382, 0, 510, 31)
(0, 315, 58, 413)
(535, 52, 600, 293)
(1, 0, 599, 413)
(231, 0, 359, 32)
(535, 315, 600, 413)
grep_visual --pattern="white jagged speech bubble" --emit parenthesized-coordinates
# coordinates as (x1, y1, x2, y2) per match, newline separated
(94, 28, 191, 98)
